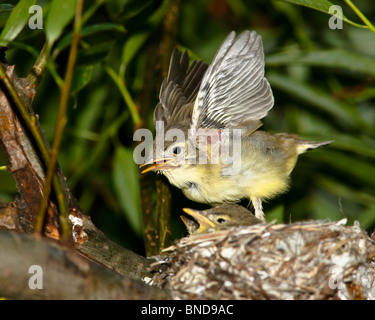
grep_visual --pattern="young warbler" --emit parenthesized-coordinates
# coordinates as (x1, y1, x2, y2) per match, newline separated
(141, 30, 331, 221)
(181, 204, 262, 235)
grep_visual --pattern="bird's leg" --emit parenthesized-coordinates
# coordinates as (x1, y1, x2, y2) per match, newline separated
(251, 197, 265, 222)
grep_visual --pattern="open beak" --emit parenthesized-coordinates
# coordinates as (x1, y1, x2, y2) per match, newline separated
(139, 158, 175, 174)
(180, 215, 199, 235)
(182, 208, 215, 234)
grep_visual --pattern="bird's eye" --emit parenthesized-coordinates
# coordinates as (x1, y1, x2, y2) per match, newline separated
(173, 146, 181, 155)
(217, 218, 226, 224)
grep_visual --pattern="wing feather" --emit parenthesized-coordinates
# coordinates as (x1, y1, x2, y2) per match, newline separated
(154, 48, 208, 128)
(190, 30, 274, 134)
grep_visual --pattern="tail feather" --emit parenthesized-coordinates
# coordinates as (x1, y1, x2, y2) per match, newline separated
(296, 140, 333, 154)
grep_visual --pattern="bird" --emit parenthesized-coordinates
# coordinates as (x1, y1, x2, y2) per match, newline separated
(140, 30, 332, 222)
(180, 204, 262, 235)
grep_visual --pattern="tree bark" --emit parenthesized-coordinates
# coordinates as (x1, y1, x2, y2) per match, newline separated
(0, 230, 169, 300)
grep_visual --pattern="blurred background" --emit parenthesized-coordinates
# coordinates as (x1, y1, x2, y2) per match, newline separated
(1, 0, 374, 255)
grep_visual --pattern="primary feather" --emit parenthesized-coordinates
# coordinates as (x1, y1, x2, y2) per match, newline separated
(190, 30, 274, 135)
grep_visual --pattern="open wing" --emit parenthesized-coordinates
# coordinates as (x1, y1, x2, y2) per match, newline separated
(190, 31, 274, 135)
(154, 48, 208, 128)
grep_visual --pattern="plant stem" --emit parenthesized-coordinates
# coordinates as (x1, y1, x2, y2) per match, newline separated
(35, 0, 85, 240)
(105, 66, 142, 126)
(26, 42, 48, 88)
(344, 0, 375, 34)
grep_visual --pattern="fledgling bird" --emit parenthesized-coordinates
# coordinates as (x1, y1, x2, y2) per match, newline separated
(181, 204, 262, 235)
(140, 30, 332, 221)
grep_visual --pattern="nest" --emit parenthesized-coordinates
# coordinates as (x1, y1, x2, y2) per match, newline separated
(151, 219, 375, 299)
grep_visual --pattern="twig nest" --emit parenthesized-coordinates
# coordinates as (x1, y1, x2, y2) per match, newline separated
(151, 219, 375, 299)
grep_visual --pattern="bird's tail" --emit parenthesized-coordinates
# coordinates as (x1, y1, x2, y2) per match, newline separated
(296, 139, 333, 154)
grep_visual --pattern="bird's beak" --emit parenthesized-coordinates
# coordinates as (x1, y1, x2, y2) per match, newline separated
(139, 158, 175, 174)
(180, 215, 199, 235)
(182, 208, 215, 234)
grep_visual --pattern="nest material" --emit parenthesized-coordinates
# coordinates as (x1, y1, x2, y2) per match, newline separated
(151, 219, 375, 300)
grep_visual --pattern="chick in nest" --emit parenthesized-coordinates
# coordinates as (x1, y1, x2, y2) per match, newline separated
(180, 204, 262, 235)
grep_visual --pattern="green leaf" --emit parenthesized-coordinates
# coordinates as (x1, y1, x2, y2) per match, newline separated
(45, 0, 76, 47)
(309, 190, 345, 221)
(317, 175, 375, 206)
(69, 110, 128, 188)
(0, 4, 14, 13)
(121, 32, 149, 69)
(326, 133, 375, 159)
(266, 49, 375, 77)
(113, 146, 142, 236)
(76, 40, 116, 66)
(53, 23, 126, 58)
(71, 65, 94, 95)
(279, 0, 336, 13)
(115, 0, 155, 20)
(0, 0, 37, 46)
(357, 203, 375, 230)
(267, 73, 358, 128)
(6, 40, 40, 58)
(278, 0, 367, 28)
(309, 149, 375, 188)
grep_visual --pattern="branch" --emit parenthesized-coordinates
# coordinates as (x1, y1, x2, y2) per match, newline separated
(0, 230, 169, 300)
(26, 43, 48, 89)
(0, 64, 60, 235)
(69, 207, 156, 281)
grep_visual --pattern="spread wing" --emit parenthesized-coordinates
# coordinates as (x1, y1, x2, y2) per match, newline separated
(190, 30, 274, 135)
(154, 48, 208, 129)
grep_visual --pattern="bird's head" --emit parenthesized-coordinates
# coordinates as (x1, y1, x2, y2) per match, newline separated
(181, 204, 262, 235)
(140, 125, 211, 174)
(139, 137, 192, 174)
